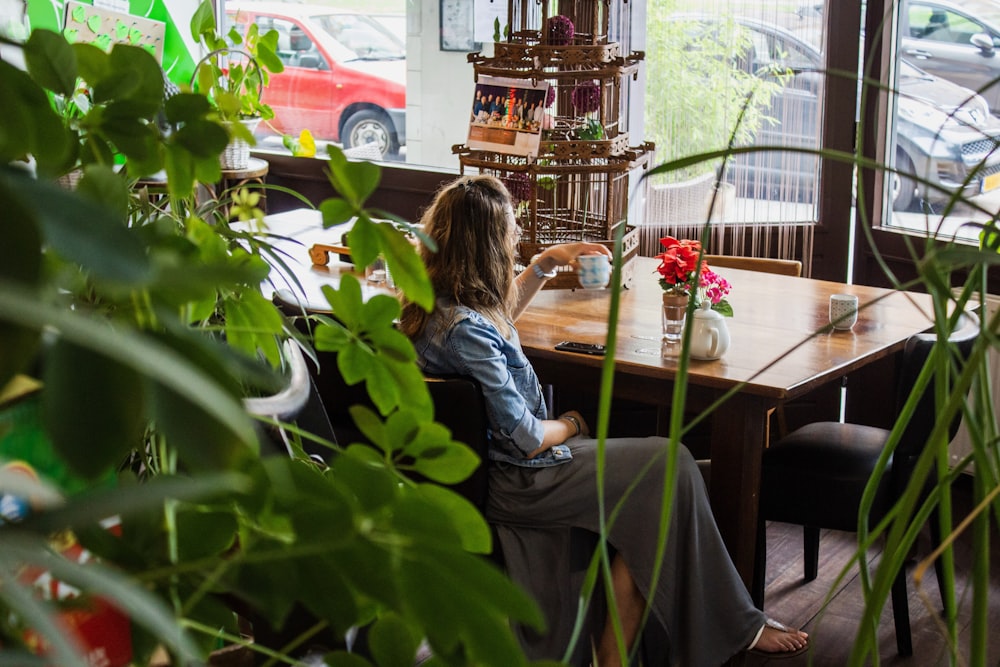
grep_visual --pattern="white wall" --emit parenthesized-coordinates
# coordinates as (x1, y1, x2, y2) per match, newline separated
(404, 0, 476, 171)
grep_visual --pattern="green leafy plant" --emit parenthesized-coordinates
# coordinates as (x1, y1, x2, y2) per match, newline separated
(1, 27, 548, 667)
(644, 8, 787, 183)
(189, 0, 284, 123)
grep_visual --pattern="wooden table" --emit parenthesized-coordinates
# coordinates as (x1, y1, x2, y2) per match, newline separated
(257, 209, 936, 588)
(515, 256, 935, 586)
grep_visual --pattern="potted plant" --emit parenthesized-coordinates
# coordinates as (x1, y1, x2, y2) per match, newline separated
(1, 27, 544, 667)
(189, 0, 284, 169)
(643, 8, 787, 231)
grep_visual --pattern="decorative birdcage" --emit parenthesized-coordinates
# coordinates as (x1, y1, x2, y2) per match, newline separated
(457, 0, 649, 289)
(454, 146, 650, 289)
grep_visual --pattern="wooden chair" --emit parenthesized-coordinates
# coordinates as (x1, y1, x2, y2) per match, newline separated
(754, 312, 979, 656)
(704, 254, 803, 277)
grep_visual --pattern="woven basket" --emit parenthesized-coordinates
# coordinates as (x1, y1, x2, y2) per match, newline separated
(221, 118, 261, 170)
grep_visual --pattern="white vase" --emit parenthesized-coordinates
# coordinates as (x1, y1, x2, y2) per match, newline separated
(220, 118, 261, 170)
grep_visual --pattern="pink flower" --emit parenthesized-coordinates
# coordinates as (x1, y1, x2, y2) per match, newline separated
(699, 270, 732, 305)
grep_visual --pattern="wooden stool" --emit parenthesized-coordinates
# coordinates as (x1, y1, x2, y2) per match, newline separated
(210, 157, 270, 215)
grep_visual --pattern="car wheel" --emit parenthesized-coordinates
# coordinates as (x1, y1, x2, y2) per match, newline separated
(891, 149, 917, 212)
(342, 110, 398, 157)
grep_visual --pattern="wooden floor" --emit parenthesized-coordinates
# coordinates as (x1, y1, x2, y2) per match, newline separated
(747, 477, 1000, 666)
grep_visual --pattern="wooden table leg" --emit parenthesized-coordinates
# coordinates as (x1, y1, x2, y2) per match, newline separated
(709, 393, 770, 589)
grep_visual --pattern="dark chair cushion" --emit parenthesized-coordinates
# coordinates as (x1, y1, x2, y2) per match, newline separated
(761, 421, 894, 531)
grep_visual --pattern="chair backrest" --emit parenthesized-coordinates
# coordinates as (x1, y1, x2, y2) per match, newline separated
(271, 293, 492, 507)
(704, 254, 803, 277)
(892, 311, 979, 480)
(424, 375, 491, 510)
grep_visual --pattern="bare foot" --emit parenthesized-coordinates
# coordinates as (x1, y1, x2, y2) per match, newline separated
(750, 619, 809, 655)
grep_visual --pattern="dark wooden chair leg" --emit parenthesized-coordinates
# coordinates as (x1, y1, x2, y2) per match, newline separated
(803, 525, 820, 582)
(890, 569, 913, 656)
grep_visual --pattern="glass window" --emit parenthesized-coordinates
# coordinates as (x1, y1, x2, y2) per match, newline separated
(883, 0, 1000, 243)
(642, 3, 825, 266)
(226, 1, 407, 161)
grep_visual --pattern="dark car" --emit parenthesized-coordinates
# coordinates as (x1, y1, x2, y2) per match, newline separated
(674, 14, 1000, 210)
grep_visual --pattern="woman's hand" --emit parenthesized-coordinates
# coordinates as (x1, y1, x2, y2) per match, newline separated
(536, 242, 612, 273)
(528, 409, 591, 458)
(513, 242, 613, 322)
(557, 410, 590, 437)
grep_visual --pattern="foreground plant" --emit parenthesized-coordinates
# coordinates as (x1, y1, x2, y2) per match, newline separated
(1, 29, 546, 667)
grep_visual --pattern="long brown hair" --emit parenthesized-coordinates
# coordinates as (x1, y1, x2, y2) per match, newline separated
(399, 175, 517, 338)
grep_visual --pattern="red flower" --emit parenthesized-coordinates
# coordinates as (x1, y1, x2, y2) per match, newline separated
(654, 236, 706, 291)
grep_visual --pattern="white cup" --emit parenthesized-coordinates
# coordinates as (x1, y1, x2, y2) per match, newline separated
(576, 254, 611, 290)
(830, 293, 859, 330)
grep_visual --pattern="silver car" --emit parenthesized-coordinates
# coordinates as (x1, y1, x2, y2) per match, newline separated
(901, 0, 1000, 117)
(697, 13, 1000, 210)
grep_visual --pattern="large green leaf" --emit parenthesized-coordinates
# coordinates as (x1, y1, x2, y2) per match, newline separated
(0, 181, 42, 387)
(325, 149, 381, 209)
(373, 222, 434, 311)
(294, 555, 361, 635)
(105, 43, 163, 114)
(175, 507, 239, 561)
(412, 484, 491, 554)
(405, 427, 480, 486)
(189, 0, 218, 43)
(1, 167, 149, 285)
(345, 217, 380, 273)
(23, 29, 77, 96)
(369, 613, 420, 667)
(41, 336, 147, 479)
(76, 163, 130, 221)
(320, 197, 357, 227)
(330, 446, 398, 512)
(399, 546, 539, 666)
(223, 290, 285, 367)
(0, 62, 74, 171)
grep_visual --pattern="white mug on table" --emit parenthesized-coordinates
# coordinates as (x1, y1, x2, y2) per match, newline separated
(576, 254, 611, 290)
(830, 293, 859, 330)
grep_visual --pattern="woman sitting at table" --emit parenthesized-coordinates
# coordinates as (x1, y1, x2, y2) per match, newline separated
(398, 175, 808, 666)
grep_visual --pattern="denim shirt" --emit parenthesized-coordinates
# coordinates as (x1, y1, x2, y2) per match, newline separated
(411, 299, 573, 468)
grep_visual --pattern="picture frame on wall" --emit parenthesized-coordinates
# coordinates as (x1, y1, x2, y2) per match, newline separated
(440, 0, 477, 51)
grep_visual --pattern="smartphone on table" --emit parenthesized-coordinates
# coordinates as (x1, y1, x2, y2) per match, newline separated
(554, 341, 606, 356)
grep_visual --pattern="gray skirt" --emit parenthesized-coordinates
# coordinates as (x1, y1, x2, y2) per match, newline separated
(486, 436, 766, 667)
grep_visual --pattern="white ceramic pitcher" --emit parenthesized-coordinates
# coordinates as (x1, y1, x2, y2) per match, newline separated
(688, 300, 730, 360)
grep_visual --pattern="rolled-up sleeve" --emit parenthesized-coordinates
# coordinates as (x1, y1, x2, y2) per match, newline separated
(446, 319, 545, 456)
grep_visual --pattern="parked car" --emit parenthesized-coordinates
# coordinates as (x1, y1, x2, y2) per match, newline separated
(900, 0, 1000, 117)
(671, 14, 1000, 210)
(227, 2, 406, 157)
(370, 13, 406, 45)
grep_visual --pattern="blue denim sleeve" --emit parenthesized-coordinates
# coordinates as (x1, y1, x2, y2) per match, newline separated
(446, 318, 546, 456)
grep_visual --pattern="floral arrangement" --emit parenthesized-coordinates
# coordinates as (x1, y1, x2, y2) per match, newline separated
(654, 236, 733, 316)
(571, 81, 601, 114)
(545, 85, 556, 109)
(547, 15, 575, 45)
